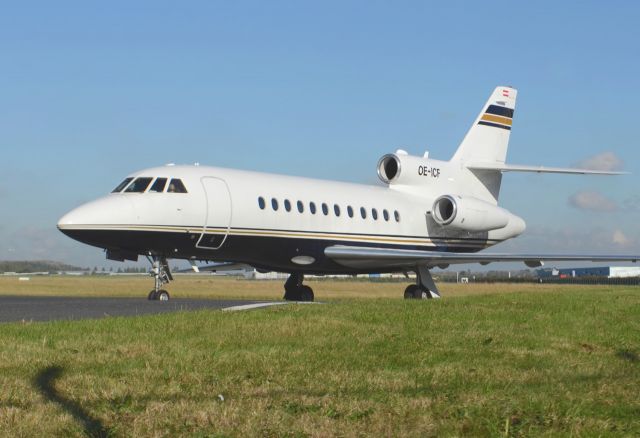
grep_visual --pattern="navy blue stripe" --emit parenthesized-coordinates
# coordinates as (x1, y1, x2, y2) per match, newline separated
(478, 120, 511, 131)
(485, 105, 514, 118)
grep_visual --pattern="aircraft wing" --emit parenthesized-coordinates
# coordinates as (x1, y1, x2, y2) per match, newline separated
(177, 262, 256, 273)
(324, 245, 639, 270)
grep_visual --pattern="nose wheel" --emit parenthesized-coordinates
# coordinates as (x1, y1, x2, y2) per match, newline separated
(147, 256, 173, 301)
(148, 289, 170, 301)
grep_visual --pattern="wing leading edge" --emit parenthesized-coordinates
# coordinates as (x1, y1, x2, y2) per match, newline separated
(324, 245, 639, 270)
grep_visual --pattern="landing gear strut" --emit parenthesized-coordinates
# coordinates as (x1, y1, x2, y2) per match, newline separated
(146, 256, 173, 301)
(283, 273, 314, 302)
(404, 265, 441, 300)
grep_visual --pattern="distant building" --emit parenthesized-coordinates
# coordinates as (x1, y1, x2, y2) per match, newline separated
(536, 266, 640, 279)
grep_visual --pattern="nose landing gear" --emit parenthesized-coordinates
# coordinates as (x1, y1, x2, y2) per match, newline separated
(147, 256, 173, 301)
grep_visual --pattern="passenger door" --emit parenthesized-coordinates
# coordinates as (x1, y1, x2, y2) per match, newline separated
(196, 177, 232, 250)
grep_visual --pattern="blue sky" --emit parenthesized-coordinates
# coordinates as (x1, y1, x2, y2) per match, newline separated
(1, 1, 639, 268)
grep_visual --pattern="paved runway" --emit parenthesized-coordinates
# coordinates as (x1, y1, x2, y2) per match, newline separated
(0, 296, 277, 323)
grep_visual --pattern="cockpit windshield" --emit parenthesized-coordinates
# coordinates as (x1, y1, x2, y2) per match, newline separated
(111, 176, 187, 193)
(149, 177, 167, 193)
(124, 177, 153, 193)
(112, 177, 133, 193)
(167, 179, 188, 193)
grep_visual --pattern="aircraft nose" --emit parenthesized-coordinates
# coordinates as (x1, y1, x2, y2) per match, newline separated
(57, 196, 136, 246)
(57, 202, 99, 229)
(57, 208, 80, 228)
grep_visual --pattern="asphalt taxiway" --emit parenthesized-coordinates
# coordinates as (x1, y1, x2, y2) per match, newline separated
(0, 296, 283, 323)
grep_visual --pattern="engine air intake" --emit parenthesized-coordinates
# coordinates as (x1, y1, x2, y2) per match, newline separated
(377, 154, 401, 184)
(432, 195, 456, 225)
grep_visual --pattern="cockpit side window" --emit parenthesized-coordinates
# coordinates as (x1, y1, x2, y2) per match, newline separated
(124, 177, 153, 193)
(149, 177, 168, 193)
(112, 177, 133, 193)
(167, 179, 188, 193)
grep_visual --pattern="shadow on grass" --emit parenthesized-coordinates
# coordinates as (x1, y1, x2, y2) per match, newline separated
(34, 365, 111, 438)
(616, 349, 639, 363)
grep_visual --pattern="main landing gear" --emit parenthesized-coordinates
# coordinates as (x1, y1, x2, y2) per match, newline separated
(146, 256, 173, 301)
(283, 273, 314, 302)
(404, 265, 441, 300)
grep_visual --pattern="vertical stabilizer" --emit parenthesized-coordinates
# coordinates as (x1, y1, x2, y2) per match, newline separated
(451, 86, 517, 164)
(450, 86, 517, 204)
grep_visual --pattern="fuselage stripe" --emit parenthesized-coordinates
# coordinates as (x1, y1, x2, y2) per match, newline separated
(58, 224, 500, 247)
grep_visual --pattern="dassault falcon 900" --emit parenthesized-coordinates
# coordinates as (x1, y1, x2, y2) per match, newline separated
(58, 86, 638, 301)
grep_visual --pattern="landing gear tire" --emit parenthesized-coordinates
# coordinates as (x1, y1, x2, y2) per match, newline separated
(283, 273, 315, 302)
(404, 285, 420, 299)
(300, 285, 314, 302)
(157, 290, 170, 301)
(148, 290, 170, 301)
(404, 285, 432, 299)
(404, 266, 442, 300)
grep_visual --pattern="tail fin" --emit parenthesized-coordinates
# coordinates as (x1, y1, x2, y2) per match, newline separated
(451, 86, 517, 164)
(450, 86, 517, 204)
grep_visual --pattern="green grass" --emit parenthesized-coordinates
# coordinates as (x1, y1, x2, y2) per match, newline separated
(0, 283, 639, 436)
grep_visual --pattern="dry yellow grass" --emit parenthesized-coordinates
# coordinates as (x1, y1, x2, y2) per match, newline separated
(0, 275, 603, 300)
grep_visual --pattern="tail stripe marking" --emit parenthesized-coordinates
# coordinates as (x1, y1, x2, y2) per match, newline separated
(480, 114, 512, 126)
(477, 120, 511, 131)
(485, 105, 514, 118)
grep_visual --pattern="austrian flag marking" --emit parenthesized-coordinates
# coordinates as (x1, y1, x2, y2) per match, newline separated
(502, 89, 510, 97)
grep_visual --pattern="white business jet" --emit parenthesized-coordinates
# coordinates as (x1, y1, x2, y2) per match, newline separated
(58, 86, 638, 301)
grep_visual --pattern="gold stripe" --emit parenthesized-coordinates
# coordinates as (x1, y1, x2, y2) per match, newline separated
(481, 114, 512, 126)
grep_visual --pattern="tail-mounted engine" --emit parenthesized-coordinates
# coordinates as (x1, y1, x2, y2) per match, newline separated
(377, 151, 445, 186)
(431, 194, 516, 232)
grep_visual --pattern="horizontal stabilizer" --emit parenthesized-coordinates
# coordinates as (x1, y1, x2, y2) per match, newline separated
(467, 162, 627, 175)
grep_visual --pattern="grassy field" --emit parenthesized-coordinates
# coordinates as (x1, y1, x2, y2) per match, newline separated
(0, 278, 638, 436)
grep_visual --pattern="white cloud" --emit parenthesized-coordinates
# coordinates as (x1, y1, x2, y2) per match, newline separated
(568, 191, 617, 212)
(575, 151, 623, 171)
(612, 229, 632, 247)
(498, 225, 639, 255)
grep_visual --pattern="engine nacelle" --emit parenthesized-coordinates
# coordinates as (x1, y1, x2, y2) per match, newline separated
(431, 195, 514, 232)
(377, 152, 445, 185)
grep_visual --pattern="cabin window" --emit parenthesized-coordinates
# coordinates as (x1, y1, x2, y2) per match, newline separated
(125, 177, 153, 193)
(383, 209, 389, 221)
(347, 206, 354, 218)
(372, 208, 378, 220)
(310, 202, 317, 214)
(271, 198, 279, 211)
(334, 204, 341, 217)
(394, 210, 400, 222)
(322, 203, 329, 215)
(284, 199, 292, 212)
(297, 200, 304, 213)
(149, 178, 167, 193)
(360, 207, 367, 219)
(167, 179, 188, 193)
(112, 177, 133, 193)
(258, 197, 266, 210)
